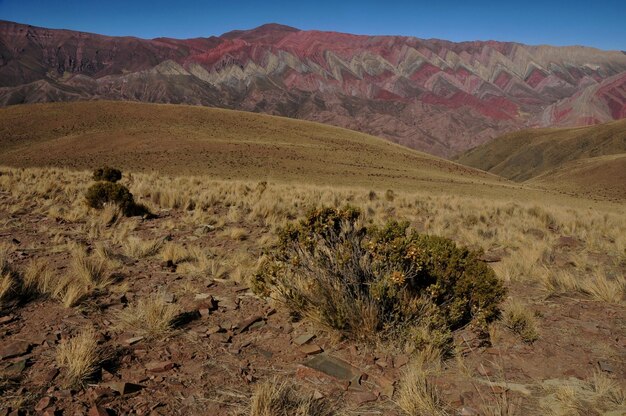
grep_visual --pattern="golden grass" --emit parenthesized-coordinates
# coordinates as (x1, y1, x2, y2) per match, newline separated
(56, 327, 101, 386)
(116, 292, 180, 338)
(396, 348, 450, 416)
(122, 236, 164, 259)
(250, 379, 333, 416)
(161, 242, 195, 264)
(71, 248, 110, 288)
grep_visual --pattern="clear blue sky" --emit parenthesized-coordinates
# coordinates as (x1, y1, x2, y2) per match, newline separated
(1, 0, 624, 50)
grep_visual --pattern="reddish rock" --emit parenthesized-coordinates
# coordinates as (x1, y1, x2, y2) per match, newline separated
(145, 361, 175, 373)
(300, 344, 323, 355)
(0, 341, 30, 360)
(35, 397, 54, 412)
(88, 405, 110, 416)
(353, 391, 378, 405)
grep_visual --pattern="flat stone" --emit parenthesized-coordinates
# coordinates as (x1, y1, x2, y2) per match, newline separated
(459, 407, 480, 416)
(353, 391, 378, 405)
(194, 293, 212, 301)
(4, 359, 27, 376)
(598, 359, 615, 373)
(236, 316, 264, 334)
(215, 297, 239, 311)
(145, 361, 175, 373)
(293, 334, 316, 346)
(206, 325, 223, 335)
(125, 336, 144, 345)
(35, 396, 54, 412)
(0, 340, 31, 360)
(42, 368, 60, 383)
(0, 315, 15, 325)
(304, 353, 361, 381)
(162, 292, 175, 303)
(211, 333, 231, 343)
(301, 344, 323, 355)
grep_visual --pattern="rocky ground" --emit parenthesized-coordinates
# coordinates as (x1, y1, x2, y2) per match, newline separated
(0, 170, 625, 416)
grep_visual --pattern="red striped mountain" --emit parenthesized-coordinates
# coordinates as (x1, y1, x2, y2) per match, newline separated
(1, 20, 625, 157)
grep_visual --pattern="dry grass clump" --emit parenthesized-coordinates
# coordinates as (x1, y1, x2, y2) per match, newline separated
(250, 379, 333, 416)
(55, 327, 101, 387)
(116, 292, 180, 338)
(396, 347, 450, 416)
(122, 236, 164, 259)
(580, 270, 625, 304)
(502, 301, 539, 343)
(161, 242, 195, 264)
(540, 372, 626, 415)
(71, 249, 111, 289)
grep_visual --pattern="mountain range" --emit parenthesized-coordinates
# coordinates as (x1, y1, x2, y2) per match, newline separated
(1, 20, 625, 157)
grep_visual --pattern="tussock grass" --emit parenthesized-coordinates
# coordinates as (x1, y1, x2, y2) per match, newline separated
(56, 327, 101, 386)
(116, 292, 180, 338)
(161, 242, 195, 264)
(123, 236, 164, 259)
(250, 379, 333, 416)
(503, 301, 539, 343)
(580, 270, 625, 304)
(71, 249, 109, 288)
(396, 348, 450, 416)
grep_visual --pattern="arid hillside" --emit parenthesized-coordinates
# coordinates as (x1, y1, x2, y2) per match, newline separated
(456, 119, 626, 200)
(0, 101, 503, 191)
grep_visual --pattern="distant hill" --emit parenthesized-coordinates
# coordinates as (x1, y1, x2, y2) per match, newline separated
(2, 20, 626, 157)
(455, 120, 626, 199)
(0, 101, 501, 191)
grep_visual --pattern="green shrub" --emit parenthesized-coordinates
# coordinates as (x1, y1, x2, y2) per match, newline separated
(253, 207, 505, 346)
(85, 182, 151, 217)
(92, 167, 122, 183)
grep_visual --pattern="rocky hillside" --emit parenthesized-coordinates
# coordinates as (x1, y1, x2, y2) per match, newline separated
(1, 20, 626, 157)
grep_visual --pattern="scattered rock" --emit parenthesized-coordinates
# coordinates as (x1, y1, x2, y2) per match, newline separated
(300, 344, 323, 356)
(194, 293, 212, 301)
(211, 333, 231, 343)
(292, 333, 316, 346)
(0, 340, 31, 360)
(162, 292, 175, 303)
(206, 325, 223, 335)
(42, 368, 59, 383)
(555, 236, 580, 249)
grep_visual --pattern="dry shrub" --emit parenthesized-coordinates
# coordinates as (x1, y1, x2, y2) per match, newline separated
(250, 379, 333, 416)
(253, 207, 505, 346)
(56, 327, 101, 386)
(116, 292, 180, 338)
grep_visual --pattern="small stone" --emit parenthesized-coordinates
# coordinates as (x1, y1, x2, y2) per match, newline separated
(459, 406, 480, 416)
(194, 293, 212, 301)
(211, 333, 231, 343)
(301, 344, 323, 355)
(236, 316, 264, 334)
(292, 334, 316, 346)
(394, 354, 410, 368)
(145, 361, 175, 373)
(0, 341, 31, 359)
(313, 390, 324, 400)
(206, 326, 223, 335)
(375, 358, 388, 369)
(598, 359, 615, 373)
(125, 336, 144, 345)
(248, 321, 265, 331)
(198, 308, 211, 317)
(35, 397, 54, 412)
(88, 405, 110, 416)
(42, 368, 59, 383)
(353, 391, 378, 405)
(162, 292, 175, 303)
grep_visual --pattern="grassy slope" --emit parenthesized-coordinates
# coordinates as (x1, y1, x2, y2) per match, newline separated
(0, 101, 505, 192)
(455, 119, 626, 200)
